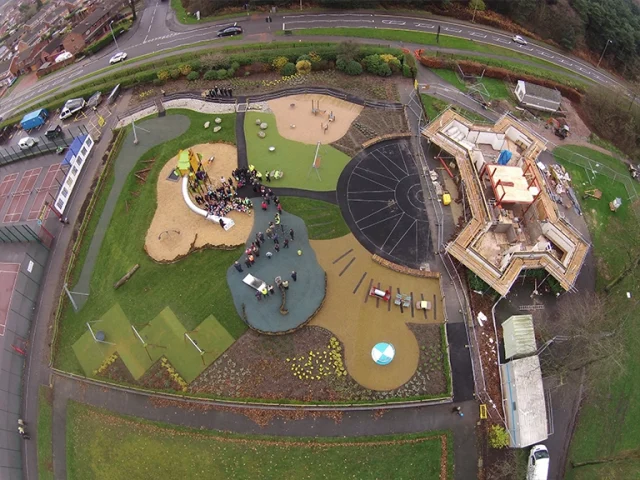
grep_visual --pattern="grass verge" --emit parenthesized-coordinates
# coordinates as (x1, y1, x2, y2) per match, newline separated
(37, 386, 54, 480)
(420, 93, 491, 124)
(432, 68, 467, 91)
(278, 197, 349, 240)
(67, 400, 453, 479)
(55, 110, 246, 374)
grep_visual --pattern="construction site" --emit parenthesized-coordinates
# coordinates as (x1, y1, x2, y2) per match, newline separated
(422, 108, 589, 296)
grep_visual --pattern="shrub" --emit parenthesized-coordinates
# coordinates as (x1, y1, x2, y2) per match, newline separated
(216, 69, 228, 79)
(402, 64, 413, 78)
(186, 71, 200, 81)
(362, 54, 383, 74)
(380, 53, 401, 72)
(281, 62, 297, 76)
(189, 59, 202, 72)
(311, 59, 331, 71)
(336, 55, 349, 72)
(152, 78, 165, 86)
(231, 61, 240, 70)
(272, 56, 289, 71)
(296, 54, 311, 63)
(227, 68, 236, 78)
(179, 64, 192, 76)
(344, 60, 363, 76)
(488, 425, 510, 449)
(169, 69, 181, 80)
(309, 51, 322, 63)
(296, 59, 312, 75)
(135, 70, 157, 83)
(203, 70, 217, 80)
(157, 70, 170, 82)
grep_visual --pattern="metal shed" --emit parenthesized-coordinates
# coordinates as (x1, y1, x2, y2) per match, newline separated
(500, 355, 548, 448)
(502, 314, 537, 360)
(514, 80, 562, 112)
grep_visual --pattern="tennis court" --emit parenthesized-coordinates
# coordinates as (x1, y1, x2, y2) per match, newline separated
(3, 168, 42, 223)
(0, 263, 19, 336)
(0, 173, 17, 215)
(27, 164, 61, 221)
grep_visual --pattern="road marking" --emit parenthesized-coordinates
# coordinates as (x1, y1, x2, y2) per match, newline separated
(157, 32, 212, 47)
(519, 46, 534, 51)
(494, 38, 510, 44)
(381, 20, 406, 25)
(68, 69, 84, 79)
(470, 32, 486, 38)
(539, 51, 554, 58)
(443, 27, 462, 32)
(413, 23, 434, 28)
(284, 19, 374, 25)
(283, 14, 372, 19)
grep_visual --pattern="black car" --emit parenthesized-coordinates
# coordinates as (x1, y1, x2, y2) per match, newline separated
(45, 125, 64, 140)
(217, 25, 243, 37)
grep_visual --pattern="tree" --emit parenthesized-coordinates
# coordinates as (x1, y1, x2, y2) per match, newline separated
(127, 0, 137, 21)
(469, 0, 486, 12)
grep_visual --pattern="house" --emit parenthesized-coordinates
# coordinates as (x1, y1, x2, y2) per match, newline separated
(514, 80, 562, 113)
(44, 5, 71, 29)
(0, 59, 16, 87)
(13, 39, 48, 74)
(62, 2, 122, 55)
(40, 35, 66, 63)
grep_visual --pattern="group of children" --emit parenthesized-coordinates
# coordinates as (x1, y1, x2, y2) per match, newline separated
(189, 166, 253, 219)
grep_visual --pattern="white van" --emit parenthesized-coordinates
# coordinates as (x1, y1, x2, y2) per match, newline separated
(526, 445, 550, 480)
(59, 98, 86, 120)
(18, 136, 39, 150)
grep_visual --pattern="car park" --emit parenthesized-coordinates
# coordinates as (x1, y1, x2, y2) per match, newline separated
(45, 125, 64, 140)
(59, 98, 86, 120)
(87, 91, 103, 109)
(512, 35, 528, 45)
(217, 24, 243, 37)
(109, 52, 128, 64)
(18, 136, 39, 150)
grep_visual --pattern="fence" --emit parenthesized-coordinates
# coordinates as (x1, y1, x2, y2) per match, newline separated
(0, 124, 91, 166)
(0, 223, 52, 249)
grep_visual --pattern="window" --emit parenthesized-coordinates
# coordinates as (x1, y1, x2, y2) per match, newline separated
(86, 137, 93, 147)
(71, 166, 78, 176)
(56, 199, 64, 210)
(80, 146, 88, 156)
(61, 187, 69, 198)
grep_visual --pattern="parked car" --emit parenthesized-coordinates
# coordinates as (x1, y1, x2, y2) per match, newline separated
(526, 445, 550, 480)
(87, 91, 102, 109)
(45, 125, 63, 140)
(59, 98, 86, 120)
(18, 136, 39, 150)
(109, 52, 128, 64)
(512, 35, 528, 45)
(0, 125, 13, 144)
(217, 24, 243, 37)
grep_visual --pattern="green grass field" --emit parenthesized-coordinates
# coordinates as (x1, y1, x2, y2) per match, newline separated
(554, 146, 640, 479)
(432, 69, 467, 91)
(67, 401, 453, 480)
(38, 386, 54, 480)
(244, 112, 350, 191)
(278, 197, 349, 240)
(420, 93, 491, 124)
(56, 110, 247, 375)
(431, 69, 511, 101)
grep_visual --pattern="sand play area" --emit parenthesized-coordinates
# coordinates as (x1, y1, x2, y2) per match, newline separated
(267, 94, 363, 145)
(310, 234, 444, 391)
(145, 143, 254, 262)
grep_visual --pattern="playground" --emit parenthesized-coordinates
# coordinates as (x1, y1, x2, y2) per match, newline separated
(145, 143, 254, 262)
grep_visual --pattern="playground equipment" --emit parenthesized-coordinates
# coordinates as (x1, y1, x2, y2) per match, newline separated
(307, 141, 322, 180)
(582, 188, 602, 200)
(311, 99, 326, 116)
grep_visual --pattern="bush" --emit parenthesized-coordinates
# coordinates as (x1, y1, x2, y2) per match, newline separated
(179, 64, 192, 76)
(402, 64, 412, 78)
(296, 60, 312, 75)
(189, 59, 202, 72)
(336, 55, 349, 72)
(216, 69, 228, 79)
(311, 59, 331, 71)
(157, 70, 170, 82)
(227, 68, 236, 78)
(230, 61, 240, 71)
(488, 425, 510, 449)
(344, 60, 363, 76)
(135, 70, 158, 83)
(296, 54, 311, 63)
(186, 71, 200, 81)
(281, 62, 297, 76)
(169, 69, 181, 80)
(203, 70, 217, 80)
(152, 78, 165, 86)
(272, 56, 289, 71)
(309, 51, 322, 63)
(380, 54, 401, 72)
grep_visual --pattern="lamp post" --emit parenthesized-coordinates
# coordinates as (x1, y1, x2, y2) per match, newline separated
(109, 20, 119, 51)
(597, 39, 612, 68)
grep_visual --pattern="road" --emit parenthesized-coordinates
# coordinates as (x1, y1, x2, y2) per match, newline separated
(0, 3, 629, 120)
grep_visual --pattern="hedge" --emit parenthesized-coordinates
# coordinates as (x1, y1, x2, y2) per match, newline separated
(83, 20, 131, 55)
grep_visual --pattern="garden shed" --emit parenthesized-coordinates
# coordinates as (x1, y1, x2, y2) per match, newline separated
(502, 314, 537, 360)
(500, 355, 548, 448)
(514, 80, 562, 112)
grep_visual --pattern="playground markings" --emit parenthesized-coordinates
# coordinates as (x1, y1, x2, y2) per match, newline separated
(4, 168, 42, 223)
(0, 263, 20, 337)
(27, 164, 61, 221)
(0, 173, 18, 216)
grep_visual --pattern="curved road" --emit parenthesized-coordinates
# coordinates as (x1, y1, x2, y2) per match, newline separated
(0, 2, 628, 119)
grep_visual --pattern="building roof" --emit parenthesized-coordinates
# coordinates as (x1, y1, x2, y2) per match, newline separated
(500, 355, 547, 448)
(21, 109, 48, 123)
(502, 315, 537, 360)
(0, 59, 11, 75)
(70, 2, 119, 36)
(44, 35, 64, 54)
(517, 80, 562, 111)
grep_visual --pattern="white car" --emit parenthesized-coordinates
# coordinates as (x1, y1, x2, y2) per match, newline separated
(109, 52, 128, 65)
(18, 136, 39, 150)
(526, 445, 550, 480)
(512, 35, 528, 46)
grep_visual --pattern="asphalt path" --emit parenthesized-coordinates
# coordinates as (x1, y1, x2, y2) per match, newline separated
(0, 5, 630, 120)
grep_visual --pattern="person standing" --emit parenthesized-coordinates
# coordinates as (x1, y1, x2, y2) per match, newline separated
(283, 238, 289, 249)
(266, 251, 273, 260)
(248, 254, 255, 265)
(233, 261, 243, 273)
(219, 218, 226, 229)
(273, 232, 279, 244)
(255, 290, 262, 302)
(291, 271, 297, 282)
(268, 284, 275, 295)
(259, 231, 265, 242)
(277, 203, 282, 213)
(253, 246, 260, 257)
(289, 228, 295, 241)
(274, 243, 280, 253)
(244, 257, 252, 269)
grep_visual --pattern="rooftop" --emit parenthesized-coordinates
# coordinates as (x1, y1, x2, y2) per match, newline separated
(422, 109, 589, 296)
(520, 80, 562, 103)
(70, 1, 119, 36)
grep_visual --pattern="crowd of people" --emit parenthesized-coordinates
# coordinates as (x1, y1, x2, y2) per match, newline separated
(188, 164, 253, 220)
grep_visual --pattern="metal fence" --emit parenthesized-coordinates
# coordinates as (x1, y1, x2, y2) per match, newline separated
(0, 223, 52, 249)
(0, 124, 91, 166)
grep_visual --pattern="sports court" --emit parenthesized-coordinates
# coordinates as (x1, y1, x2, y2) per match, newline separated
(3, 167, 42, 223)
(0, 263, 19, 336)
(0, 173, 18, 214)
(27, 164, 61, 221)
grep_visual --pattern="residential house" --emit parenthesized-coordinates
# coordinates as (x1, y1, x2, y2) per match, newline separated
(62, 1, 122, 55)
(40, 35, 65, 64)
(0, 59, 16, 87)
(514, 80, 562, 113)
(12, 39, 48, 74)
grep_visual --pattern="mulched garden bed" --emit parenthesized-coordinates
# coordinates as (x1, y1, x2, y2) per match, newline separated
(189, 324, 448, 402)
(130, 70, 406, 107)
(98, 356, 186, 393)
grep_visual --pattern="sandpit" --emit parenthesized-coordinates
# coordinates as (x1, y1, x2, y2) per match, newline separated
(145, 143, 254, 262)
(267, 94, 363, 145)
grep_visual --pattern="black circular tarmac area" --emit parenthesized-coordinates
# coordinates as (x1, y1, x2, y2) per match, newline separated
(337, 139, 435, 269)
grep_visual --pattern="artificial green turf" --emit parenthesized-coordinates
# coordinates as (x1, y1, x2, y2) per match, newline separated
(67, 401, 453, 480)
(278, 197, 349, 240)
(244, 112, 350, 192)
(56, 110, 247, 374)
(37, 386, 54, 480)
